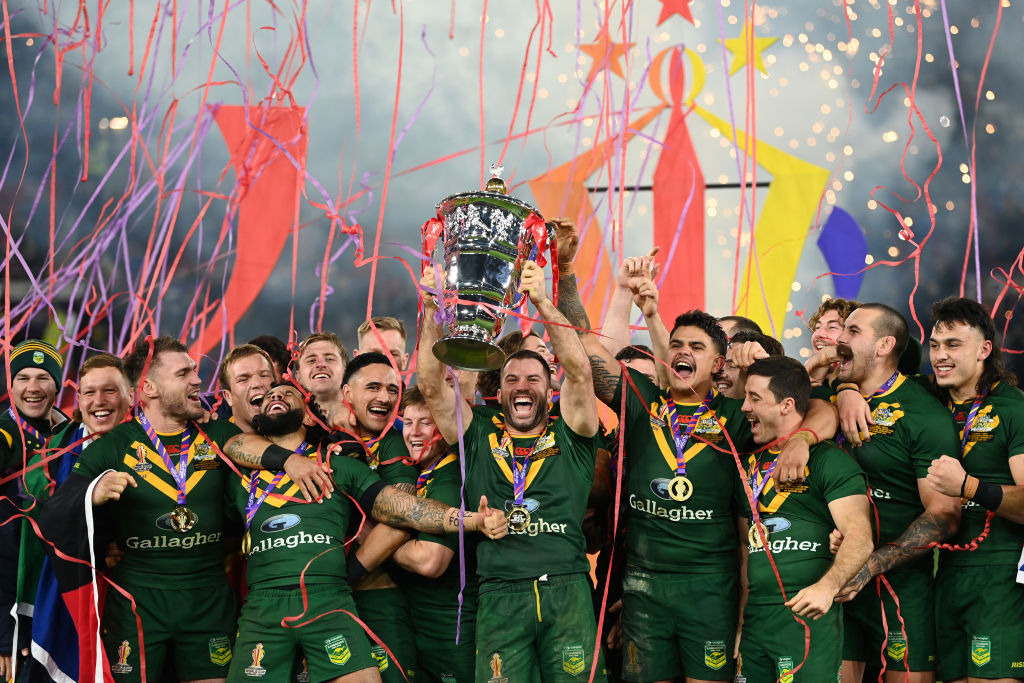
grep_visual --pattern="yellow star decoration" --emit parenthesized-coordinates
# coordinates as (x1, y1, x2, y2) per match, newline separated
(721, 20, 777, 76)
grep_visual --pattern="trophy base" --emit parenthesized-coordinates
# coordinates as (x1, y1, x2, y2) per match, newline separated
(432, 337, 506, 372)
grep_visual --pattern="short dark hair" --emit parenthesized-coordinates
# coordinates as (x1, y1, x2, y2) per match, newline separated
(718, 315, 762, 336)
(930, 296, 1016, 390)
(615, 345, 654, 362)
(341, 351, 396, 387)
(400, 384, 428, 412)
(478, 330, 544, 404)
(860, 303, 909, 359)
(747, 356, 812, 416)
(123, 335, 188, 387)
(247, 335, 291, 373)
(729, 331, 785, 358)
(808, 297, 860, 331)
(670, 310, 729, 357)
(500, 349, 551, 387)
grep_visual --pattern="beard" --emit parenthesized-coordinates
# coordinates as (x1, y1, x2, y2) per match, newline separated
(501, 393, 548, 433)
(162, 391, 205, 422)
(253, 408, 305, 437)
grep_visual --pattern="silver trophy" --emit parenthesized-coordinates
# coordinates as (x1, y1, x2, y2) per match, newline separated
(424, 165, 551, 372)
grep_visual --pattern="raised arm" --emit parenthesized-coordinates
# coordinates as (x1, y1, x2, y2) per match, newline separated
(417, 264, 474, 445)
(520, 261, 598, 437)
(553, 221, 622, 406)
(371, 487, 507, 538)
(837, 481, 960, 601)
(599, 250, 660, 358)
(786, 494, 872, 619)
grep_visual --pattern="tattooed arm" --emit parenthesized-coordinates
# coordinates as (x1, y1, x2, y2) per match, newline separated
(371, 488, 508, 538)
(554, 226, 623, 406)
(836, 481, 959, 601)
(222, 432, 334, 502)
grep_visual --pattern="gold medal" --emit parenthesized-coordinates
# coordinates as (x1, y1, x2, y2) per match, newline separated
(748, 521, 769, 549)
(169, 505, 197, 533)
(241, 531, 252, 555)
(668, 475, 693, 502)
(507, 505, 531, 533)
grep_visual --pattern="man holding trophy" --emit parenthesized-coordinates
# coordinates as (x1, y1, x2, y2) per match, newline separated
(418, 172, 606, 682)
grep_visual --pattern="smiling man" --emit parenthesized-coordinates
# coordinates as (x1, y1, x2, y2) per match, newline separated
(735, 357, 872, 683)
(418, 258, 603, 683)
(295, 332, 349, 427)
(218, 344, 277, 433)
(224, 381, 504, 683)
(47, 335, 243, 683)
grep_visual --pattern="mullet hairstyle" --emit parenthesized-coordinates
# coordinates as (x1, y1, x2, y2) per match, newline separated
(930, 296, 1017, 394)
(122, 335, 187, 388)
(746, 356, 812, 417)
(808, 297, 860, 331)
(670, 310, 729, 357)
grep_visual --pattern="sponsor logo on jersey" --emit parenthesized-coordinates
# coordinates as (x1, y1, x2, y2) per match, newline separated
(776, 656, 794, 683)
(631, 493, 713, 522)
(244, 643, 267, 677)
(1011, 660, 1024, 668)
(370, 645, 389, 672)
(155, 511, 201, 531)
(208, 636, 232, 666)
(111, 641, 133, 674)
(488, 653, 509, 683)
(261, 513, 301, 533)
(762, 517, 791, 534)
(748, 535, 823, 554)
(870, 487, 892, 500)
(325, 634, 351, 666)
(704, 640, 726, 670)
(248, 531, 332, 554)
(623, 642, 642, 674)
(971, 636, 991, 667)
(886, 633, 907, 661)
(126, 531, 221, 549)
(562, 645, 585, 676)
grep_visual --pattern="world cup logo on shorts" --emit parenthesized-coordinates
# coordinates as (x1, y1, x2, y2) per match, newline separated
(488, 652, 509, 683)
(111, 640, 133, 674)
(244, 643, 267, 677)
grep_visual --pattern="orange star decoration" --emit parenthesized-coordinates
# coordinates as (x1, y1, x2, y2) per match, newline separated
(657, 0, 694, 25)
(580, 28, 634, 83)
(721, 20, 777, 75)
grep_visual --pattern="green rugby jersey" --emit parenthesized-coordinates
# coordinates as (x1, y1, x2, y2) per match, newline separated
(737, 442, 867, 605)
(0, 410, 55, 474)
(70, 418, 241, 587)
(942, 381, 1024, 567)
(612, 368, 754, 573)
(399, 453, 479, 620)
(824, 374, 959, 571)
(365, 428, 418, 487)
(462, 406, 596, 581)
(231, 445, 381, 589)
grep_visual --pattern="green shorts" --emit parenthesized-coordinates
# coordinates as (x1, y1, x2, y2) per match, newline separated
(738, 602, 842, 683)
(228, 584, 377, 683)
(353, 587, 417, 682)
(842, 568, 935, 672)
(410, 607, 475, 683)
(476, 573, 606, 683)
(102, 579, 237, 682)
(935, 563, 1024, 680)
(620, 565, 738, 682)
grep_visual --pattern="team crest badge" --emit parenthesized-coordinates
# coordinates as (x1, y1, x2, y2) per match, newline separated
(134, 445, 153, 472)
(872, 403, 905, 427)
(562, 645, 585, 676)
(111, 640, 133, 674)
(32, 351, 44, 365)
(208, 636, 232, 665)
(244, 643, 267, 677)
(886, 633, 907, 661)
(487, 653, 509, 683)
(370, 646, 389, 672)
(325, 635, 351, 666)
(704, 640, 726, 670)
(972, 636, 992, 667)
(776, 656, 794, 683)
(623, 641, 643, 674)
(695, 414, 722, 434)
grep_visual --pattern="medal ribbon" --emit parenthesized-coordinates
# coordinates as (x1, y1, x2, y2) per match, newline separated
(665, 389, 715, 477)
(244, 441, 308, 530)
(416, 453, 456, 494)
(495, 428, 548, 506)
(749, 460, 778, 510)
(137, 412, 192, 506)
(955, 387, 990, 456)
(7, 407, 43, 445)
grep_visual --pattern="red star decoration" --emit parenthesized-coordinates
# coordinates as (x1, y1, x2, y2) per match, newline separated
(579, 28, 634, 84)
(656, 0, 695, 25)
